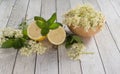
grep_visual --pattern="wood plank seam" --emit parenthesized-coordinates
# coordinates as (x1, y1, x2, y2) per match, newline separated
(82, 0, 107, 74)
(10, 0, 31, 73)
(94, 37, 107, 74)
(109, 0, 120, 17)
(96, 0, 120, 54)
(69, 0, 83, 74)
(34, 0, 42, 73)
(57, 50, 60, 74)
(105, 22, 120, 53)
(55, 0, 60, 74)
(6, 0, 17, 27)
(11, 51, 19, 74)
(25, 0, 31, 20)
(79, 60, 83, 74)
(0, 0, 18, 73)
(34, 54, 37, 74)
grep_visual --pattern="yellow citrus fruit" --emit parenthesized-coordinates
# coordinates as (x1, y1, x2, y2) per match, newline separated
(27, 21, 46, 41)
(47, 26, 66, 45)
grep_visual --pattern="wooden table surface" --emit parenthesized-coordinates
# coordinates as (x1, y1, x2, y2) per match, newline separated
(0, 0, 120, 74)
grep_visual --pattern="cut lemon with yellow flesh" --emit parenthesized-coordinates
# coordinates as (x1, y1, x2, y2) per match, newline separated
(47, 26, 66, 45)
(27, 21, 46, 41)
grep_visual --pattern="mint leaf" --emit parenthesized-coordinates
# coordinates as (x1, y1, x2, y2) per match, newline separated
(47, 13, 56, 25)
(65, 37, 72, 48)
(65, 35, 83, 49)
(1, 38, 26, 49)
(34, 16, 46, 22)
(19, 21, 27, 29)
(36, 20, 46, 29)
(22, 28, 29, 39)
(41, 28, 49, 36)
(49, 22, 59, 29)
(2, 39, 14, 48)
(55, 22, 63, 26)
(13, 38, 24, 49)
(72, 35, 83, 43)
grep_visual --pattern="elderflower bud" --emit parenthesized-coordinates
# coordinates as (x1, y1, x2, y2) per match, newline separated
(0, 35, 7, 47)
(28, 40, 47, 55)
(15, 30, 23, 38)
(20, 47, 32, 56)
(67, 43, 86, 60)
(2, 27, 15, 37)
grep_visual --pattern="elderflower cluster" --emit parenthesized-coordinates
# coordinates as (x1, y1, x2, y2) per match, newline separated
(2, 27, 15, 37)
(20, 47, 32, 56)
(0, 27, 23, 47)
(63, 4, 105, 32)
(20, 40, 47, 56)
(14, 30, 23, 38)
(2, 27, 23, 38)
(0, 35, 6, 47)
(67, 43, 86, 60)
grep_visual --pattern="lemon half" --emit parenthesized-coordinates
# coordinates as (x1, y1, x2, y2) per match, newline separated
(27, 21, 46, 41)
(47, 26, 66, 45)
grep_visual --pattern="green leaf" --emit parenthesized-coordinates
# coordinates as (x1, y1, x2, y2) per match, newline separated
(2, 39, 14, 48)
(65, 35, 83, 49)
(49, 22, 60, 29)
(22, 28, 29, 39)
(36, 20, 46, 29)
(19, 21, 27, 29)
(34, 16, 46, 22)
(13, 38, 26, 49)
(47, 13, 56, 25)
(72, 35, 83, 43)
(65, 35, 72, 48)
(41, 28, 49, 36)
(56, 22, 63, 26)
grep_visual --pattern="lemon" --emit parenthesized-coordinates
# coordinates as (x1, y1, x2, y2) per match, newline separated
(47, 26, 66, 45)
(27, 21, 46, 41)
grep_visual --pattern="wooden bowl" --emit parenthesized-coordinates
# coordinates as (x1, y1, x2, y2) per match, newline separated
(68, 24, 103, 37)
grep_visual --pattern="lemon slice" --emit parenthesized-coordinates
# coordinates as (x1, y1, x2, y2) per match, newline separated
(47, 26, 66, 45)
(27, 21, 46, 41)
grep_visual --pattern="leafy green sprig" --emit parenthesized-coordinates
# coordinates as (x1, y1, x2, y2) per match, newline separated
(1, 20, 29, 49)
(19, 20, 29, 39)
(2, 38, 27, 49)
(34, 13, 62, 36)
(65, 34, 83, 48)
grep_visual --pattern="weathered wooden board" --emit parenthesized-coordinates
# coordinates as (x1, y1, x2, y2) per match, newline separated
(0, 0, 17, 74)
(83, 0, 120, 74)
(0, 0, 16, 28)
(69, 0, 106, 74)
(110, 0, 120, 17)
(57, 0, 82, 74)
(96, 0, 120, 52)
(35, 0, 58, 74)
(0, 0, 120, 74)
(6, 0, 29, 74)
(13, 0, 41, 74)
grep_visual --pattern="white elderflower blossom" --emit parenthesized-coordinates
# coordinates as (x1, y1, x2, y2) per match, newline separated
(20, 47, 32, 56)
(63, 4, 105, 32)
(19, 40, 47, 56)
(0, 35, 6, 47)
(2, 27, 15, 37)
(67, 43, 86, 60)
(15, 30, 23, 38)
(28, 40, 47, 55)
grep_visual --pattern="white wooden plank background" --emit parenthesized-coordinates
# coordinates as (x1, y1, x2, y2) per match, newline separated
(35, 0, 58, 74)
(70, 0, 105, 74)
(0, 0, 120, 74)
